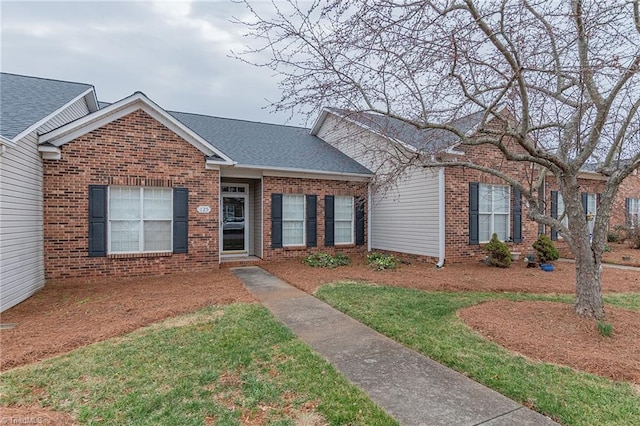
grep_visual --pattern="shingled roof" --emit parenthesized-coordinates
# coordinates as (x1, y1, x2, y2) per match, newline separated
(323, 107, 487, 153)
(170, 111, 372, 175)
(0, 73, 94, 140)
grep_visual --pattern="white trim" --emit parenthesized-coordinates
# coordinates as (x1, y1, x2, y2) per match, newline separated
(10, 87, 97, 143)
(38, 92, 234, 164)
(478, 183, 511, 243)
(282, 194, 306, 247)
(367, 183, 372, 252)
(220, 183, 250, 255)
(334, 195, 355, 245)
(260, 177, 264, 259)
(247, 164, 371, 180)
(37, 144, 62, 160)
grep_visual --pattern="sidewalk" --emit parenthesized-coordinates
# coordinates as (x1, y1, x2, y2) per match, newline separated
(232, 266, 559, 426)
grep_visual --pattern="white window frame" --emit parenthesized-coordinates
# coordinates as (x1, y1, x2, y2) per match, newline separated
(478, 184, 510, 243)
(557, 193, 568, 227)
(334, 196, 354, 245)
(282, 194, 305, 247)
(108, 187, 173, 254)
(629, 198, 640, 226)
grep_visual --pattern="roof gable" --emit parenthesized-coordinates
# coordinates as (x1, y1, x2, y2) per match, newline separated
(0, 72, 98, 142)
(313, 107, 487, 153)
(39, 92, 234, 164)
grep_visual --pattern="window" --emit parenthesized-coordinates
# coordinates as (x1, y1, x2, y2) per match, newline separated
(282, 194, 305, 246)
(334, 196, 354, 244)
(557, 193, 568, 227)
(628, 198, 640, 225)
(478, 184, 510, 242)
(109, 187, 172, 253)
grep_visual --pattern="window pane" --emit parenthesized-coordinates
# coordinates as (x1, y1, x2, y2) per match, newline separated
(335, 221, 352, 244)
(479, 214, 491, 242)
(110, 187, 140, 220)
(479, 185, 492, 213)
(587, 194, 597, 214)
(558, 194, 568, 226)
(283, 195, 304, 220)
(283, 221, 304, 245)
(143, 188, 172, 220)
(335, 196, 353, 221)
(494, 186, 510, 213)
(144, 221, 172, 251)
(110, 221, 139, 252)
(494, 214, 509, 241)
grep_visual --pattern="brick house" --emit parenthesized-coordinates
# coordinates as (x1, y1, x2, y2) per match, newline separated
(312, 107, 640, 263)
(2, 72, 639, 311)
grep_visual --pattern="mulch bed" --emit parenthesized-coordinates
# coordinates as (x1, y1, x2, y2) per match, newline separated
(1, 256, 638, 422)
(0, 269, 254, 371)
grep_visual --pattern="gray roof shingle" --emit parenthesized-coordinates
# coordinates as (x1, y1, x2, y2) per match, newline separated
(327, 108, 486, 153)
(170, 111, 372, 175)
(1, 73, 93, 140)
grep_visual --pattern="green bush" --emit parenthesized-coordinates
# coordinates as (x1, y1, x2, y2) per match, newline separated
(303, 253, 351, 268)
(597, 321, 613, 337)
(532, 234, 560, 264)
(366, 252, 397, 270)
(484, 233, 512, 268)
(607, 232, 620, 243)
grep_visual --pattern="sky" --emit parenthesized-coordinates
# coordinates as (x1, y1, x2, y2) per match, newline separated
(0, 0, 304, 126)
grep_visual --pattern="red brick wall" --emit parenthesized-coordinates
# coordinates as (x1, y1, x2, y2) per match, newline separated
(43, 109, 220, 281)
(261, 176, 368, 260)
(443, 142, 540, 263)
(611, 172, 640, 228)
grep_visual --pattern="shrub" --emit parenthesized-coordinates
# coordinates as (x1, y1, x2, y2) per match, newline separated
(607, 232, 620, 243)
(303, 253, 351, 268)
(532, 234, 560, 264)
(366, 252, 397, 270)
(484, 233, 512, 268)
(597, 321, 613, 337)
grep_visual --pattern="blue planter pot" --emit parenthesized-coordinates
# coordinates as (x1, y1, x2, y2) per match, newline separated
(540, 263, 554, 272)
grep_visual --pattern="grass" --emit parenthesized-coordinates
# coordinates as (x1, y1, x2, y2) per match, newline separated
(0, 304, 396, 425)
(316, 283, 640, 426)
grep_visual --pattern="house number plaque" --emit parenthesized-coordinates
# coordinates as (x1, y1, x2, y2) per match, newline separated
(197, 206, 212, 214)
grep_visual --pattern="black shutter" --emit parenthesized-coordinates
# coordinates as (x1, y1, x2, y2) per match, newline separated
(626, 197, 632, 225)
(271, 193, 283, 248)
(325, 195, 335, 247)
(550, 190, 558, 241)
(306, 195, 317, 247)
(88, 185, 107, 257)
(173, 188, 189, 254)
(512, 187, 522, 243)
(355, 196, 365, 246)
(581, 192, 588, 213)
(469, 182, 479, 245)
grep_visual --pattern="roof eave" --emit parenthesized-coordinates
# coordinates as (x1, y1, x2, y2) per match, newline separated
(230, 163, 373, 180)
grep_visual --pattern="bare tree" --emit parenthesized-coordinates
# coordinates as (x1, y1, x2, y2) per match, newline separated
(236, 0, 640, 320)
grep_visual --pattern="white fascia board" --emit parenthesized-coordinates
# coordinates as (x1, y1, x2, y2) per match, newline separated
(84, 88, 100, 112)
(39, 92, 235, 165)
(309, 108, 330, 135)
(11, 87, 97, 143)
(238, 164, 372, 181)
(577, 170, 608, 181)
(0, 135, 14, 149)
(38, 144, 62, 160)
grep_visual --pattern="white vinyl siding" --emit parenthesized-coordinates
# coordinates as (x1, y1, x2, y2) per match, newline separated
(108, 187, 172, 253)
(282, 194, 305, 246)
(316, 114, 441, 257)
(334, 196, 354, 244)
(0, 96, 91, 312)
(478, 184, 510, 242)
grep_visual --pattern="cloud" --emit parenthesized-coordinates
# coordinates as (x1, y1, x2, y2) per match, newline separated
(0, 0, 300, 126)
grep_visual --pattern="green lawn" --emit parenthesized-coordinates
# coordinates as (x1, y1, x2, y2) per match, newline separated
(0, 304, 396, 426)
(316, 283, 640, 426)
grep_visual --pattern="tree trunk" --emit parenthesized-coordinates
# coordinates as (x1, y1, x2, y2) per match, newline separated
(572, 234, 605, 320)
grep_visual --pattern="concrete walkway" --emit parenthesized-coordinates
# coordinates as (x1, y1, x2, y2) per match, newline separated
(232, 266, 558, 426)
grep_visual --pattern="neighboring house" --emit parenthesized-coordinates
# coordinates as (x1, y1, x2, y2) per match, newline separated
(312, 107, 640, 263)
(0, 73, 99, 311)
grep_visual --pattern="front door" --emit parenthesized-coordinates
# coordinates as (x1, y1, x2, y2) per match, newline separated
(222, 184, 248, 253)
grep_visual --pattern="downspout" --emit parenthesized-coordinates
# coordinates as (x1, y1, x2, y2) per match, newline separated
(437, 167, 446, 268)
(367, 183, 372, 252)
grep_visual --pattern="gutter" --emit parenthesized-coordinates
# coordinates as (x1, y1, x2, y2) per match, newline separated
(437, 167, 446, 268)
